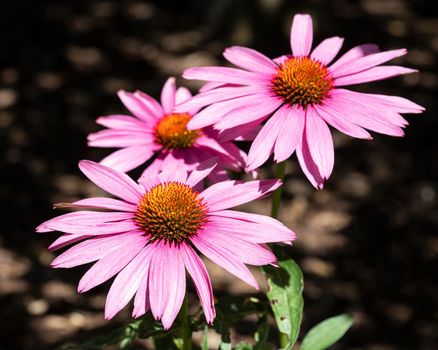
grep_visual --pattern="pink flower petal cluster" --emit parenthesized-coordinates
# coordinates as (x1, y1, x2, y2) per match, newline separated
(88, 77, 249, 182)
(37, 160, 295, 328)
(179, 14, 424, 188)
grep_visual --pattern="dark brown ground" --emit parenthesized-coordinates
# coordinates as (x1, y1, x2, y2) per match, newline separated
(0, 0, 437, 349)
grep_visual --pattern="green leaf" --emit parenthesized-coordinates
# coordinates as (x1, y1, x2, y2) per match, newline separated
(201, 325, 209, 350)
(254, 314, 270, 350)
(59, 320, 143, 350)
(299, 314, 353, 350)
(261, 256, 304, 349)
(235, 342, 254, 350)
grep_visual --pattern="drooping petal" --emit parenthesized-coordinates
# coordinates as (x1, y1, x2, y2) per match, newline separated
(223, 46, 277, 74)
(310, 37, 344, 65)
(192, 234, 259, 289)
(161, 77, 176, 114)
(334, 66, 417, 86)
(273, 105, 305, 162)
(105, 244, 155, 319)
(161, 245, 186, 329)
(180, 244, 215, 324)
(77, 234, 148, 292)
(296, 132, 325, 189)
(305, 108, 334, 180)
(290, 14, 313, 56)
(246, 106, 285, 170)
(200, 179, 281, 212)
(132, 262, 151, 318)
(79, 160, 143, 204)
(100, 146, 155, 173)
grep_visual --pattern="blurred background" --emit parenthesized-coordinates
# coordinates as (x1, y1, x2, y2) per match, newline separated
(0, 0, 437, 349)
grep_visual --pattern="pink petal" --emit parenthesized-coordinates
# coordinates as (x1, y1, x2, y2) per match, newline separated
(186, 98, 253, 130)
(51, 233, 137, 268)
(48, 234, 91, 252)
(217, 117, 264, 142)
(180, 244, 215, 324)
(310, 37, 344, 65)
(326, 91, 405, 136)
(334, 89, 424, 114)
(183, 67, 271, 85)
(214, 96, 282, 130)
(105, 244, 155, 319)
(161, 77, 176, 114)
(79, 160, 143, 204)
(186, 158, 218, 187)
(66, 197, 136, 212)
(199, 227, 277, 265)
(305, 108, 334, 180)
(274, 105, 305, 163)
(200, 179, 281, 212)
(161, 245, 186, 329)
(158, 167, 188, 183)
(87, 129, 154, 148)
(175, 86, 264, 113)
(132, 262, 151, 318)
(100, 146, 155, 173)
(329, 44, 379, 71)
(199, 81, 225, 92)
(223, 46, 277, 74)
(118, 90, 159, 123)
(334, 66, 417, 86)
(315, 104, 372, 139)
(246, 106, 285, 170)
(77, 234, 148, 292)
(209, 210, 296, 243)
(296, 133, 324, 189)
(134, 91, 164, 119)
(192, 234, 258, 289)
(96, 115, 149, 130)
(175, 87, 192, 105)
(332, 48, 407, 78)
(36, 211, 135, 234)
(290, 14, 313, 56)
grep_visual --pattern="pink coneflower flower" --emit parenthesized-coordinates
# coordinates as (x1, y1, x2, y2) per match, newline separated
(36, 160, 295, 328)
(88, 77, 248, 181)
(178, 14, 424, 188)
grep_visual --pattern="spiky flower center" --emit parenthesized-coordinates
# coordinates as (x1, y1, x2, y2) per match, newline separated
(134, 182, 208, 244)
(154, 113, 200, 150)
(272, 56, 334, 108)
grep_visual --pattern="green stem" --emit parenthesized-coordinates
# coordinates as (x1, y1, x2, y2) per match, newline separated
(181, 294, 192, 350)
(271, 161, 289, 348)
(270, 161, 286, 219)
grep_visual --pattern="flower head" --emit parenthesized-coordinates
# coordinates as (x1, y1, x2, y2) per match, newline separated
(88, 78, 249, 182)
(179, 14, 424, 188)
(36, 160, 295, 328)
